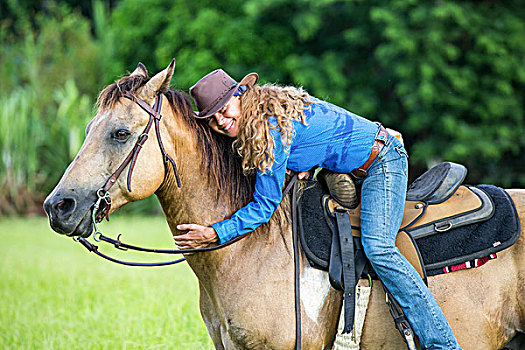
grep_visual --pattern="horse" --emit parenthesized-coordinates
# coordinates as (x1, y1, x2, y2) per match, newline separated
(44, 61, 525, 349)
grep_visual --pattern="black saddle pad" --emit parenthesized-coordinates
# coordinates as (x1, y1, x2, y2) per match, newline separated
(298, 181, 335, 270)
(299, 182, 521, 276)
(420, 185, 520, 276)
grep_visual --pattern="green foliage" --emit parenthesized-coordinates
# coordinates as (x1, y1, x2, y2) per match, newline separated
(0, 3, 96, 215)
(0, 1, 133, 215)
(370, 1, 525, 185)
(109, 0, 525, 186)
(1, 0, 525, 215)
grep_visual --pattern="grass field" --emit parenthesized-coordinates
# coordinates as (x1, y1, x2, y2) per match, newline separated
(0, 216, 214, 349)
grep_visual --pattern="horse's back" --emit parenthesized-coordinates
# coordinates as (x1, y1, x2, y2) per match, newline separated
(505, 189, 525, 276)
(507, 189, 525, 215)
(506, 189, 525, 329)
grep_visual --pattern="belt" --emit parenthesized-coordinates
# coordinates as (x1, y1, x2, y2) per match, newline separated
(351, 125, 389, 177)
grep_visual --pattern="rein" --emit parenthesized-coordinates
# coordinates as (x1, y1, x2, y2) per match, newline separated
(76, 175, 299, 266)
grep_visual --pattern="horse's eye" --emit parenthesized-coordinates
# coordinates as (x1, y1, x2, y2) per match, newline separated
(113, 129, 130, 141)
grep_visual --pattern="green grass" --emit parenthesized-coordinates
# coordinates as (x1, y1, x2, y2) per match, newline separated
(0, 216, 214, 349)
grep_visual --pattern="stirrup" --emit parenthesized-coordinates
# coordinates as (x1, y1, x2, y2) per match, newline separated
(383, 285, 419, 350)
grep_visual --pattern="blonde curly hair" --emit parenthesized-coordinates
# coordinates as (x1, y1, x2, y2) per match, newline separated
(234, 84, 312, 174)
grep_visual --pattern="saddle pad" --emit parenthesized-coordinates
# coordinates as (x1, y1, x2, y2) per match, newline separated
(298, 181, 334, 269)
(299, 181, 520, 280)
(418, 185, 521, 276)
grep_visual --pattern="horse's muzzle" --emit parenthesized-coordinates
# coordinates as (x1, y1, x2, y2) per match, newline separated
(43, 191, 94, 237)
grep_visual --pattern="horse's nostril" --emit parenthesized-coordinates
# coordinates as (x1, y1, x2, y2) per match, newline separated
(54, 197, 76, 217)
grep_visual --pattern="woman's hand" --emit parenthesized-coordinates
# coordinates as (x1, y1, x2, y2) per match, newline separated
(174, 224, 219, 249)
(286, 169, 310, 180)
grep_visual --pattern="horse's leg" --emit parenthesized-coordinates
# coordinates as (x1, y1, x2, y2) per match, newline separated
(199, 283, 225, 349)
(199, 285, 251, 349)
(359, 282, 407, 349)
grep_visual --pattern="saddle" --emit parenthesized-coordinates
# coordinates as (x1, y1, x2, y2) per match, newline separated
(298, 162, 521, 339)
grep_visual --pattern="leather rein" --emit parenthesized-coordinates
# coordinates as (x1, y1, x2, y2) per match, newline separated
(75, 91, 299, 267)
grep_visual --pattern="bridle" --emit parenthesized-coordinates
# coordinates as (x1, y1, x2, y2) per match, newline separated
(74, 90, 299, 267)
(92, 91, 181, 223)
(75, 91, 187, 265)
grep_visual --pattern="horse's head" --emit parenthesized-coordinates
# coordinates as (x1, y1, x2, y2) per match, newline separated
(44, 60, 179, 237)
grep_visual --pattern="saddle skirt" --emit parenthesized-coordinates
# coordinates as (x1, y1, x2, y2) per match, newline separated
(299, 162, 521, 280)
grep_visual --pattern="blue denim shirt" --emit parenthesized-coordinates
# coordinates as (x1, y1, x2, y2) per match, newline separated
(212, 98, 379, 243)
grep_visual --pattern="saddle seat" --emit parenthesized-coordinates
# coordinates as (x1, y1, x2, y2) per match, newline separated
(406, 162, 467, 204)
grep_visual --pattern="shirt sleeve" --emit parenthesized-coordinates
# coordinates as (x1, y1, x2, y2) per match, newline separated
(211, 126, 290, 244)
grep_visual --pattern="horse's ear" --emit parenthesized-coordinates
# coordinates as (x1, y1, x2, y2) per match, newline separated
(138, 58, 175, 101)
(130, 62, 148, 78)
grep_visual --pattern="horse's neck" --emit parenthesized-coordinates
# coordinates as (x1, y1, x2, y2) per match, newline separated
(155, 104, 232, 232)
(154, 102, 293, 280)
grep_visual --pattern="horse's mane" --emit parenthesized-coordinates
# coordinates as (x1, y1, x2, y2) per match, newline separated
(96, 72, 254, 210)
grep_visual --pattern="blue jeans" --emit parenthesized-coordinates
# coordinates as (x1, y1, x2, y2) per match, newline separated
(356, 135, 462, 350)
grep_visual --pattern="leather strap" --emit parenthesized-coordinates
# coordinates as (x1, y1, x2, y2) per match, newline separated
(101, 93, 160, 193)
(381, 283, 418, 349)
(329, 220, 343, 290)
(95, 92, 182, 222)
(352, 125, 389, 177)
(291, 177, 302, 350)
(335, 209, 356, 334)
(77, 237, 186, 266)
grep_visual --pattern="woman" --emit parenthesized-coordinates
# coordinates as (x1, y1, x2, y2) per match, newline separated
(175, 69, 461, 349)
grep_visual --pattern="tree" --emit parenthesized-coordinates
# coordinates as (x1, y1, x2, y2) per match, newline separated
(110, 0, 525, 185)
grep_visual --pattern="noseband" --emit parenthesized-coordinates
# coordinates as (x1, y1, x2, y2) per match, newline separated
(94, 92, 181, 222)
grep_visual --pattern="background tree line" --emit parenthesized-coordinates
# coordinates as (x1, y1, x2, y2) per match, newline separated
(1, 0, 524, 215)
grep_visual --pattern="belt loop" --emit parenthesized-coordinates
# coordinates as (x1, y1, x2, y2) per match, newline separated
(375, 123, 389, 142)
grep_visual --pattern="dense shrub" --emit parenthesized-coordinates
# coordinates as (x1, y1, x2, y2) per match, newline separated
(110, 0, 525, 185)
(1, 0, 525, 215)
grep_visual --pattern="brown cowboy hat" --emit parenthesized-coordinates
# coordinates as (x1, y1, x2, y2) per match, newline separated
(190, 69, 258, 118)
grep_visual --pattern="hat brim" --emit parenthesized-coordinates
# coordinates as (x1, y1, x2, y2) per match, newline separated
(195, 72, 259, 119)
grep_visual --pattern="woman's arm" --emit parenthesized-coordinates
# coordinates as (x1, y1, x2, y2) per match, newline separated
(175, 127, 290, 248)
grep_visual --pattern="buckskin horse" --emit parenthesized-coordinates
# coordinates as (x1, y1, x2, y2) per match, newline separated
(44, 61, 525, 349)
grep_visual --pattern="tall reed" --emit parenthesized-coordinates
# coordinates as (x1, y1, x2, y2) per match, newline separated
(0, 1, 126, 215)
(0, 82, 93, 215)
